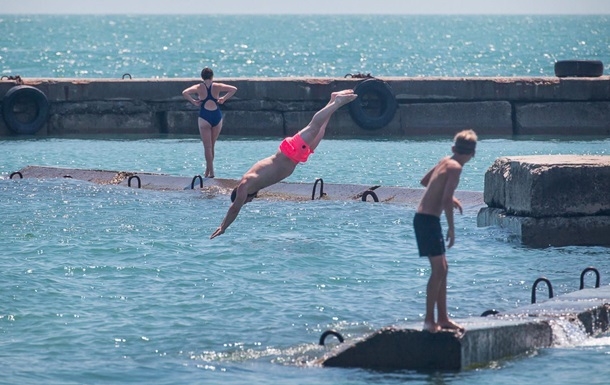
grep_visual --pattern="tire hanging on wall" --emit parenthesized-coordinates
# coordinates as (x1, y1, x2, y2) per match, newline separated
(2, 85, 49, 134)
(554, 60, 604, 78)
(348, 79, 397, 130)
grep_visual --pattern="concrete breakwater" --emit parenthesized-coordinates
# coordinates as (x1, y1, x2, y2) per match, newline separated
(477, 155, 610, 247)
(1, 76, 609, 137)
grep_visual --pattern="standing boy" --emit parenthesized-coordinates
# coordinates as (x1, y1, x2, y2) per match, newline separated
(414, 129, 477, 333)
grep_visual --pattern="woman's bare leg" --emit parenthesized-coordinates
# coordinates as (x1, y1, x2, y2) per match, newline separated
(207, 120, 223, 178)
(198, 118, 214, 178)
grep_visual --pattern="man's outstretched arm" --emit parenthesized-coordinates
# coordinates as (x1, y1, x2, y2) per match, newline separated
(210, 185, 248, 239)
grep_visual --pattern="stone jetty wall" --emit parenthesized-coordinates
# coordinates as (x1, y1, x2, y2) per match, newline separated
(1, 76, 609, 137)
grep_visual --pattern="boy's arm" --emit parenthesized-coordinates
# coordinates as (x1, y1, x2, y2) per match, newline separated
(441, 166, 462, 248)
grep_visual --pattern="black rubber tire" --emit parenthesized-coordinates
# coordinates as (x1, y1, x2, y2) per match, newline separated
(349, 79, 397, 130)
(554, 60, 604, 78)
(2, 85, 49, 134)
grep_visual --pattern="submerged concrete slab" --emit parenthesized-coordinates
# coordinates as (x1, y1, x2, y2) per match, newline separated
(320, 286, 610, 371)
(502, 286, 610, 335)
(261, 181, 375, 201)
(12, 165, 129, 185)
(9, 165, 485, 208)
(483, 155, 610, 217)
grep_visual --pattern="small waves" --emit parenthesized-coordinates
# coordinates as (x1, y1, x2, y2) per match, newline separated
(1, 15, 608, 78)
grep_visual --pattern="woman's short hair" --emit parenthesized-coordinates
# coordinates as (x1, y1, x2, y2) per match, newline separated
(201, 67, 214, 80)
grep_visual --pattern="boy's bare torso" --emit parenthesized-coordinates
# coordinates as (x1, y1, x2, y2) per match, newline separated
(417, 156, 462, 217)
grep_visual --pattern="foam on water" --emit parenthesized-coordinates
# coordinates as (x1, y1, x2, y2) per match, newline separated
(549, 318, 590, 347)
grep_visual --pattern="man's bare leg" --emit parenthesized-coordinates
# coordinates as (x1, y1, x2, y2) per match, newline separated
(308, 90, 347, 149)
(299, 90, 356, 150)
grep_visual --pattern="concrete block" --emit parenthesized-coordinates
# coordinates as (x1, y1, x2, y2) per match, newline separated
(52, 100, 151, 114)
(49, 112, 158, 135)
(165, 110, 285, 136)
(400, 101, 513, 135)
(483, 155, 610, 217)
(388, 77, 610, 102)
(477, 207, 610, 247)
(460, 321, 552, 369)
(322, 327, 463, 371)
(516, 102, 610, 135)
(320, 286, 610, 371)
(321, 320, 552, 371)
(223, 110, 284, 136)
(165, 111, 199, 134)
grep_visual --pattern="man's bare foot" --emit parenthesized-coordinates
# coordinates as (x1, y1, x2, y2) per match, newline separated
(334, 91, 357, 106)
(423, 321, 441, 333)
(438, 320, 464, 331)
(330, 89, 355, 103)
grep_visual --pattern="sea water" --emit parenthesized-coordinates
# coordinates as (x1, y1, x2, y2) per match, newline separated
(1, 137, 609, 385)
(1, 12, 610, 385)
(1, 14, 608, 78)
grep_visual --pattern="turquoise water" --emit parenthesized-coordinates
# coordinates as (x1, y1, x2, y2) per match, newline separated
(2, 11, 610, 385)
(1, 137, 609, 384)
(1, 15, 608, 78)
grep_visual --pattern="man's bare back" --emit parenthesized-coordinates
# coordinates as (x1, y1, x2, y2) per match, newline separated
(240, 153, 298, 195)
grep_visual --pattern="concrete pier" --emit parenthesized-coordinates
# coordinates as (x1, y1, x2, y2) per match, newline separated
(477, 155, 610, 247)
(2, 76, 609, 137)
(320, 286, 610, 371)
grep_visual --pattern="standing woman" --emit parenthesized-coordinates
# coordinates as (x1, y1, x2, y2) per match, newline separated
(182, 67, 237, 178)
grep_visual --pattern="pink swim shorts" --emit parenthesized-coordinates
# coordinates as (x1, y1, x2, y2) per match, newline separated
(279, 133, 313, 163)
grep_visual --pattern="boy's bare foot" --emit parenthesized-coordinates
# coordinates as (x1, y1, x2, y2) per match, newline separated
(423, 321, 441, 333)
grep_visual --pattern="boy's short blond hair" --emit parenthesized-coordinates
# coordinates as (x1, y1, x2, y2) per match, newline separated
(453, 129, 477, 155)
